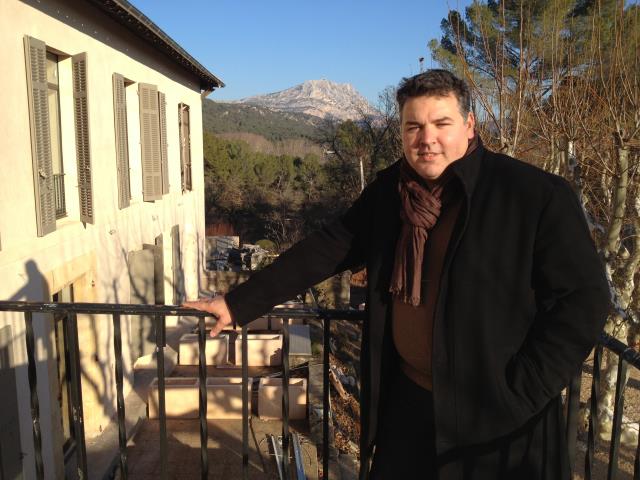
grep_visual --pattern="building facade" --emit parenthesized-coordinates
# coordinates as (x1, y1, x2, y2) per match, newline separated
(0, 0, 223, 477)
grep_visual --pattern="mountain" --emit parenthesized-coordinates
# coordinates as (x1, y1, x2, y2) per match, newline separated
(202, 100, 322, 142)
(233, 79, 376, 121)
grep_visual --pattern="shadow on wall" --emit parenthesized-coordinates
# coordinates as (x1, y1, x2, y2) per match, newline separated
(0, 262, 46, 479)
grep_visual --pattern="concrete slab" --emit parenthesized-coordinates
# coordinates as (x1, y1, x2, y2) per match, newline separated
(231, 333, 282, 366)
(259, 377, 308, 420)
(117, 418, 318, 479)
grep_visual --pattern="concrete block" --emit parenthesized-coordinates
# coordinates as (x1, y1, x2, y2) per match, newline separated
(232, 334, 282, 366)
(258, 378, 307, 420)
(206, 377, 252, 419)
(148, 377, 199, 419)
(179, 333, 228, 365)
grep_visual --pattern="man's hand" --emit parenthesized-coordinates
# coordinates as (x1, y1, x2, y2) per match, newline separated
(182, 295, 233, 337)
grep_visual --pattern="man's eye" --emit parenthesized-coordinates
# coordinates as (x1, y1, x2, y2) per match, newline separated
(436, 123, 451, 128)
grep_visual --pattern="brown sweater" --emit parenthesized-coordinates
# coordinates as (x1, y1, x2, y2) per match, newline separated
(392, 179, 463, 390)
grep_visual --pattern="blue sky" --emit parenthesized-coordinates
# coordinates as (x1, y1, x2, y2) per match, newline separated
(130, 1, 472, 105)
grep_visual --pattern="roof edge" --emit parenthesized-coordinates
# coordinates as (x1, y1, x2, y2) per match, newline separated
(85, 0, 225, 91)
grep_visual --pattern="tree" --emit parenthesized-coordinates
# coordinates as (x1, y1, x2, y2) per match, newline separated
(429, 0, 640, 445)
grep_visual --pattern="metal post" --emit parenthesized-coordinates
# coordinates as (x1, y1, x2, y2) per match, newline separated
(198, 316, 208, 480)
(282, 318, 290, 479)
(607, 355, 628, 480)
(634, 428, 640, 480)
(586, 345, 602, 480)
(292, 432, 306, 480)
(155, 314, 168, 480)
(242, 324, 249, 480)
(67, 313, 88, 479)
(112, 314, 128, 479)
(24, 312, 44, 480)
(269, 434, 284, 480)
(323, 315, 330, 479)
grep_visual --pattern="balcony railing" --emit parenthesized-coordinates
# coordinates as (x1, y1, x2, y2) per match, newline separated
(53, 173, 66, 219)
(0, 300, 638, 480)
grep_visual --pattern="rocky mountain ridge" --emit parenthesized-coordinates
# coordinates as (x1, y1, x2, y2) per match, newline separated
(232, 79, 376, 121)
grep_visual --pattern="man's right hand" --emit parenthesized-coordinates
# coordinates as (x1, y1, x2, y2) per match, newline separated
(182, 295, 233, 337)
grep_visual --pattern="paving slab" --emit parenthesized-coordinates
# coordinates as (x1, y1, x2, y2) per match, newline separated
(116, 417, 318, 479)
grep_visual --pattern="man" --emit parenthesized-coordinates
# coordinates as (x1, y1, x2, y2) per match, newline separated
(186, 70, 610, 479)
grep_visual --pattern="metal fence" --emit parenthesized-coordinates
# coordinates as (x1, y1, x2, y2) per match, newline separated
(53, 173, 66, 219)
(0, 300, 638, 479)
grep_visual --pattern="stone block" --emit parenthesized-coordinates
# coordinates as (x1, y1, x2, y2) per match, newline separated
(206, 377, 252, 419)
(258, 378, 307, 420)
(148, 377, 199, 419)
(178, 333, 228, 365)
(232, 334, 282, 366)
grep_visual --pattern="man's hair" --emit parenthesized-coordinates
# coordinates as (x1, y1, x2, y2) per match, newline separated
(396, 69, 471, 117)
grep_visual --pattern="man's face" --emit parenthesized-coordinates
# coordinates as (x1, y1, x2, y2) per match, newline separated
(401, 93, 475, 183)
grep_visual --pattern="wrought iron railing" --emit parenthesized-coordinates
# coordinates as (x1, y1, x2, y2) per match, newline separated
(0, 300, 638, 479)
(565, 333, 640, 480)
(53, 173, 66, 219)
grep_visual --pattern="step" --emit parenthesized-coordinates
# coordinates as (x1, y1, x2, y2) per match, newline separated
(148, 377, 199, 419)
(206, 377, 252, 419)
(147, 377, 252, 419)
(231, 333, 282, 366)
(258, 377, 307, 420)
(178, 333, 228, 365)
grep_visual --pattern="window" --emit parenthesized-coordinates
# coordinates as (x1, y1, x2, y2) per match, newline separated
(178, 103, 192, 191)
(24, 36, 94, 236)
(112, 73, 131, 208)
(138, 83, 162, 201)
(159, 91, 169, 195)
(47, 52, 66, 219)
(138, 84, 170, 200)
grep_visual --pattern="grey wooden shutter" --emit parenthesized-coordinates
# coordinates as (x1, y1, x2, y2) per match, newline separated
(158, 91, 169, 194)
(179, 103, 192, 191)
(24, 36, 56, 237)
(112, 73, 131, 209)
(72, 53, 94, 224)
(139, 83, 162, 201)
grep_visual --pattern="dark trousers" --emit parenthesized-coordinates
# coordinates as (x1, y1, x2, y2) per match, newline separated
(369, 371, 436, 479)
(368, 371, 570, 480)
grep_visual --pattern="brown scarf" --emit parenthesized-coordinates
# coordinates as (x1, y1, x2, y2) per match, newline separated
(390, 136, 479, 306)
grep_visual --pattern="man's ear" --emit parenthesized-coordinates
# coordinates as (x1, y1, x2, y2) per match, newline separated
(466, 111, 476, 136)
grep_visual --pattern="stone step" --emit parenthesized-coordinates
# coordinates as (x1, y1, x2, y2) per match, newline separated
(258, 377, 307, 420)
(178, 333, 228, 365)
(148, 376, 252, 419)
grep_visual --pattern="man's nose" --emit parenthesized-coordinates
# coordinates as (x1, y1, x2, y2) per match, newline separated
(419, 126, 435, 145)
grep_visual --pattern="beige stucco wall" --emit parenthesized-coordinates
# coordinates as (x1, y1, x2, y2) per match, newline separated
(0, 0, 212, 477)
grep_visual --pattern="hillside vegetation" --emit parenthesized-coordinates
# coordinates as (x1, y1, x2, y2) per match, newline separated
(203, 99, 321, 142)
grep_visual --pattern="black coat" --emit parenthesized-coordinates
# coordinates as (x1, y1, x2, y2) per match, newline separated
(225, 143, 610, 479)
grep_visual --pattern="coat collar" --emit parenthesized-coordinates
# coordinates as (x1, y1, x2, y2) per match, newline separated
(448, 136, 485, 200)
(380, 136, 485, 200)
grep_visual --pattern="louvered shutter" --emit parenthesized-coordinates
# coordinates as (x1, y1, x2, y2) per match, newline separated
(139, 83, 162, 201)
(112, 74, 131, 209)
(179, 103, 192, 191)
(158, 91, 169, 194)
(24, 36, 56, 237)
(72, 53, 94, 224)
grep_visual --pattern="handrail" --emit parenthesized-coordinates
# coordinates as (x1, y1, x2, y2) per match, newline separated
(0, 301, 637, 479)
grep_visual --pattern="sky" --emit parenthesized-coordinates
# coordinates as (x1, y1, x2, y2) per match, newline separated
(129, 0, 472, 105)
